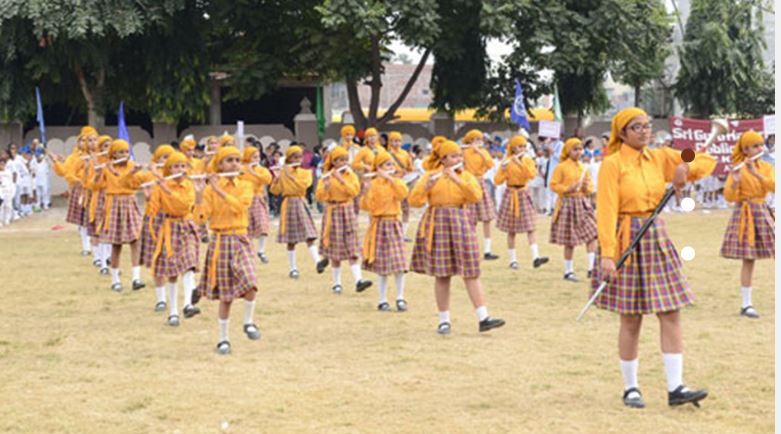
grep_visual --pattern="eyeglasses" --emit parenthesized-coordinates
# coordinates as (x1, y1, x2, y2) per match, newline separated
(626, 123, 653, 133)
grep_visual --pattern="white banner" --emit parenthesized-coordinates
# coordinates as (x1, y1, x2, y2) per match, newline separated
(538, 120, 561, 139)
(763, 114, 775, 136)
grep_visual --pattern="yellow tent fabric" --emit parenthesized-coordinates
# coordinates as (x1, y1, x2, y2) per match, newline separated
(331, 107, 554, 123)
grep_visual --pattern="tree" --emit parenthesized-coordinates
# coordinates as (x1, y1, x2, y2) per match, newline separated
(675, 0, 774, 117)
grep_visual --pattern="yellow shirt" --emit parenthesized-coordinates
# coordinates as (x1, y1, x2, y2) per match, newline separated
(119, 169, 156, 191)
(53, 153, 85, 187)
(240, 166, 273, 196)
(190, 157, 207, 174)
(549, 158, 592, 196)
(193, 177, 253, 231)
(463, 147, 494, 177)
(315, 171, 360, 203)
(724, 160, 775, 202)
(352, 145, 380, 172)
(409, 169, 482, 208)
(597, 144, 717, 259)
(269, 167, 312, 197)
(494, 155, 537, 187)
(360, 178, 408, 216)
(97, 162, 139, 195)
(388, 147, 413, 172)
(153, 179, 196, 217)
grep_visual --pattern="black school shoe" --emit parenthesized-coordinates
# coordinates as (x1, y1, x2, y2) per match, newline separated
(563, 272, 579, 282)
(622, 388, 645, 409)
(356, 279, 373, 293)
(132, 280, 146, 291)
(191, 289, 201, 305)
(533, 257, 549, 268)
(668, 385, 708, 407)
(479, 317, 505, 332)
(183, 305, 201, 318)
(316, 258, 329, 274)
(483, 252, 499, 260)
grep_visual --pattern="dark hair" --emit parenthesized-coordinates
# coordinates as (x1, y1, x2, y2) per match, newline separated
(411, 144, 422, 157)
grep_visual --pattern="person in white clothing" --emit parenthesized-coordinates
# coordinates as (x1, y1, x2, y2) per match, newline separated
(0, 156, 15, 226)
(33, 148, 51, 210)
(16, 146, 34, 216)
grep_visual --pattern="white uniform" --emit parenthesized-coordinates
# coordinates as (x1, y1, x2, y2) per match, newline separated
(0, 168, 15, 225)
(33, 157, 51, 209)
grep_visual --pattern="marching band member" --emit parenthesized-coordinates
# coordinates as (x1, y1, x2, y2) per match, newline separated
(549, 137, 598, 281)
(409, 140, 505, 335)
(591, 107, 715, 409)
(462, 129, 500, 260)
(386, 131, 414, 240)
(84, 135, 113, 275)
(239, 147, 273, 263)
(493, 135, 549, 269)
(720, 130, 775, 318)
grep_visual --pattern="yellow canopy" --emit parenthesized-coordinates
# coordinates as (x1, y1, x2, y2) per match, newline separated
(331, 107, 553, 123)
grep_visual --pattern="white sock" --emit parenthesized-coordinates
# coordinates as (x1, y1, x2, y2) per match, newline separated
(92, 247, 100, 262)
(244, 300, 256, 325)
(741, 286, 752, 308)
(530, 243, 539, 260)
(219, 319, 229, 342)
(307, 244, 321, 263)
(663, 353, 684, 392)
(155, 286, 166, 303)
(508, 248, 517, 263)
(484, 238, 492, 253)
(564, 260, 574, 274)
(620, 359, 640, 395)
(475, 305, 489, 322)
(438, 310, 451, 324)
(349, 263, 363, 282)
(132, 266, 141, 281)
(101, 244, 110, 267)
(80, 227, 91, 252)
(332, 266, 342, 286)
(378, 275, 389, 304)
(394, 272, 405, 300)
(287, 250, 297, 271)
(587, 252, 596, 271)
(111, 268, 120, 284)
(168, 282, 178, 315)
(183, 271, 195, 306)
(258, 236, 267, 253)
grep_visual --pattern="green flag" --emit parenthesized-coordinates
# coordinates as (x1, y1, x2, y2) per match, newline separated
(316, 86, 325, 140)
(553, 83, 563, 122)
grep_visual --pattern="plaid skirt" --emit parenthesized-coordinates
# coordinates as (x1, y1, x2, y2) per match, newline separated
(66, 185, 86, 226)
(152, 219, 200, 277)
(247, 195, 270, 238)
(100, 195, 142, 245)
(86, 191, 105, 237)
(467, 179, 497, 225)
(496, 188, 536, 234)
(319, 202, 361, 261)
(590, 216, 692, 315)
(411, 207, 481, 279)
(363, 218, 407, 275)
(197, 234, 257, 303)
(139, 213, 163, 268)
(550, 196, 598, 246)
(720, 202, 775, 260)
(276, 197, 318, 244)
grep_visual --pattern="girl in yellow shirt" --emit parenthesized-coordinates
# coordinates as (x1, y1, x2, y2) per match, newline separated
(83, 135, 113, 275)
(270, 145, 326, 279)
(548, 138, 598, 281)
(493, 135, 549, 269)
(593, 107, 715, 409)
(719, 130, 775, 319)
(316, 146, 372, 294)
(462, 129, 499, 260)
(409, 140, 505, 335)
(240, 147, 273, 263)
(192, 146, 260, 355)
(147, 152, 201, 326)
(385, 131, 414, 240)
(360, 150, 409, 311)
(94, 139, 145, 292)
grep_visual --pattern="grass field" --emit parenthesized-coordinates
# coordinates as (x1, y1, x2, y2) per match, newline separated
(0, 199, 774, 433)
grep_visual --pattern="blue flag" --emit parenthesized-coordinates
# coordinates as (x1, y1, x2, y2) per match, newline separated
(510, 79, 531, 131)
(117, 101, 134, 160)
(35, 87, 46, 146)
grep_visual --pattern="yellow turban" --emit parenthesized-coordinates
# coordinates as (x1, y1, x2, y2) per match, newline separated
(432, 136, 447, 147)
(463, 129, 483, 144)
(325, 146, 348, 171)
(388, 131, 402, 141)
(242, 147, 259, 163)
(424, 140, 460, 170)
(732, 130, 764, 164)
(509, 135, 527, 153)
(208, 146, 241, 173)
(180, 138, 196, 153)
(97, 135, 112, 147)
(163, 152, 188, 177)
(607, 107, 648, 156)
(153, 145, 176, 162)
(364, 128, 379, 138)
(373, 149, 394, 171)
(80, 126, 98, 137)
(341, 125, 356, 137)
(560, 138, 583, 161)
(286, 145, 303, 160)
(219, 134, 235, 148)
(109, 139, 130, 157)
(423, 136, 449, 170)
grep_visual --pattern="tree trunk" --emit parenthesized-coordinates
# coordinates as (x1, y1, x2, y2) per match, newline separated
(634, 83, 641, 107)
(75, 63, 105, 127)
(366, 34, 382, 127)
(345, 78, 367, 129)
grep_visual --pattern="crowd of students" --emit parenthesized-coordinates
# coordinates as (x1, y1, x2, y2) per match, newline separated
(0, 139, 52, 226)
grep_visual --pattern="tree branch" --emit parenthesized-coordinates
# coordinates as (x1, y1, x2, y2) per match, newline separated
(367, 33, 382, 126)
(378, 47, 432, 125)
(346, 77, 367, 129)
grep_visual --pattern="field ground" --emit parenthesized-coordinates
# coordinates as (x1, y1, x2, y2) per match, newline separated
(0, 198, 774, 433)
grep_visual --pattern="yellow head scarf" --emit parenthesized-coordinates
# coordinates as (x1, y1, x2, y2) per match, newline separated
(364, 128, 379, 138)
(163, 152, 188, 177)
(97, 135, 112, 149)
(325, 146, 348, 171)
(341, 125, 356, 137)
(286, 145, 303, 160)
(508, 135, 527, 154)
(463, 129, 483, 144)
(109, 139, 129, 157)
(423, 136, 449, 170)
(153, 145, 176, 162)
(180, 138, 197, 153)
(388, 131, 402, 142)
(607, 107, 648, 156)
(560, 138, 583, 161)
(208, 146, 241, 173)
(219, 134, 235, 148)
(373, 149, 393, 171)
(732, 130, 764, 164)
(424, 140, 460, 170)
(80, 126, 97, 137)
(242, 147, 259, 164)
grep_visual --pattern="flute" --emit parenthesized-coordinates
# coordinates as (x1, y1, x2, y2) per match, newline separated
(321, 165, 350, 179)
(269, 162, 301, 171)
(188, 171, 242, 180)
(730, 151, 765, 172)
(362, 169, 396, 178)
(430, 162, 463, 180)
(501, 154, 523, 167)
(94, 157, 129, 169)
(140, 173, 184, 188)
